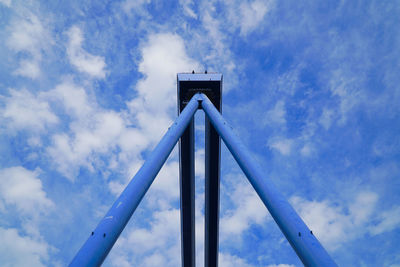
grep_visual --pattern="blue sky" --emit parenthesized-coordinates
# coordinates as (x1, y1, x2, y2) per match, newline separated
(0, 0, 399, 266)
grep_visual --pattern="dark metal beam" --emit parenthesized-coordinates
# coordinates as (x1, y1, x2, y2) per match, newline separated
(177, 73, 223, 267)
(179, 118, 196, 267)
(204, 116, 221, 267)
(178, 75, 201, 267)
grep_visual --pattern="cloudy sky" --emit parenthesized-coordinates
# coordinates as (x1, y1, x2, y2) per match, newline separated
(1, 0, 400, 266)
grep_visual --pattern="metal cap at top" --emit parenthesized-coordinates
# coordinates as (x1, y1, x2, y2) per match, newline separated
(177, 73, 222, 112)
(178, 73, 222, 81)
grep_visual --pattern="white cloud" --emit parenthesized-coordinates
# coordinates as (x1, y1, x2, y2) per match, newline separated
(300, 143, 313, 157)
(268, 138, 294, 156)
(197, 2, 236, 74)
(349, 191, 378, 225)
(319, 108, 334, 130)
(122, 0, 151, 15)
(127, 33, 200, 142)
(109, 208, 181, 267)
(369, 206, 400, 236)
(263, 100, 286, 126)
(219, 252, 294, 267)
(6, 16, 44, 53)
(0, 227, 50, 267)
(44, 80, 139, 180)
(47, 110, 132, 180)
(220, 175, 270, 240)
(0, 167, 54, 266)
(2, 88, 58, 133)
(195, 148, 205, 177)
(195, 191, 205, 267)
(44, 81, 92, 117)
(148, 161, 179, 200)
(275, 66, 303, 96)
(46, 33, 199, 181)
(219, 253, 253, 267)
(0, 166, 54, 216)
(46, 34, 197, 178)
(132, 33, 200, 111)
(0, 0, 11, 7)
(128, 209, 180, 253)
(290, 191, 382, 250)
(201, 9, 224, 60)
(239, 0, 271, 35)
(179, 0, 197, 19)
(220, 0, 272, 37)
(329, 69, 364, 125)
(13, 59, 41, 79)
(6, 13, 51, 79)
(66, 26, 107, 78)
(291, 196, 350, 250)
(141, 253, 166, 266)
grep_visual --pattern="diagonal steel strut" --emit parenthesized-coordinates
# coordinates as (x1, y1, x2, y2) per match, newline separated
(199, 93, 337, 267)
(70, 94, 200, 267)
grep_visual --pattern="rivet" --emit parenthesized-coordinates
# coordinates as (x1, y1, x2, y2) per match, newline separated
(91, 232, 94, 236)
(298, 232, 301, 237)
(103, 233, 106, 238)
(310, 231, 313, 235)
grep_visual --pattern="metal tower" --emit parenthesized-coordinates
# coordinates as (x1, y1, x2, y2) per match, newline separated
(70, 73, 337, 267)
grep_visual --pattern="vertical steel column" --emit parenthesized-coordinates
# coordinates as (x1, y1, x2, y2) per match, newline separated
(204, 103, 221, 267)
(70, 94, 200, 267)
(200, 93, 337, 267)
(178, 72, 222, 267)
(179, 117, 196, 266)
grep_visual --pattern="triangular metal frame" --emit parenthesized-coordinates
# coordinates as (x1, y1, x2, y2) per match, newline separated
(70, 74, 337, 267)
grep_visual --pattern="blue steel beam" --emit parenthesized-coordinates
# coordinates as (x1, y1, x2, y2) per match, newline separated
(70, 94, 200, 267)
(199, 93, 337, 267)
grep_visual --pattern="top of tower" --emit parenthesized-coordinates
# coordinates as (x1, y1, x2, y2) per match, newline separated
(177, 72, 222, 112)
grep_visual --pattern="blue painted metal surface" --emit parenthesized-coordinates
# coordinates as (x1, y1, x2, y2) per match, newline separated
(70, 94, 200, 267)
(177, 73, 222, 82)
(199, 93, 337, 267)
